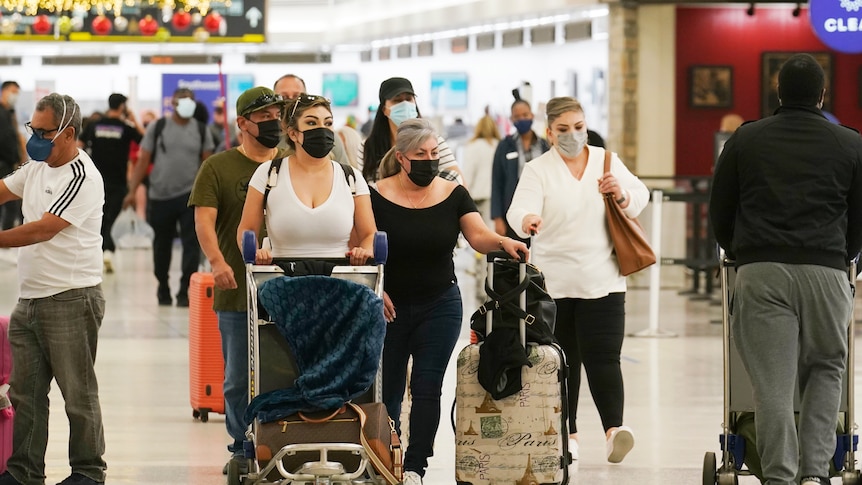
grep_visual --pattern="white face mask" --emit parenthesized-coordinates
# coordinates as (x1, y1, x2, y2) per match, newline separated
(555, 131, 589, 158)
(175, 97, 196, 119)
(6, 93, 18, 107)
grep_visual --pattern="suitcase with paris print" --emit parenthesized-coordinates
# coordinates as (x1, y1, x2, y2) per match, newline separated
(453, 252, 572, 485)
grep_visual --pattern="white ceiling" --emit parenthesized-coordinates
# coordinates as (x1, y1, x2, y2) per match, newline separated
(266, 0, 605, 46)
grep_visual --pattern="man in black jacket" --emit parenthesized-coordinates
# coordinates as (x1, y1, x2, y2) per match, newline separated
(709, 54, 862, 485)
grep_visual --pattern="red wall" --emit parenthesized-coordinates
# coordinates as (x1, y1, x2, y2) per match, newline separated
(675, 6, 862, 175)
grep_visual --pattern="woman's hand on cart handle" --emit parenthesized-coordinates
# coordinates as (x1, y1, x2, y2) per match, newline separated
(500, 237, 529, 262)
(346, 247, 373, 266)
(255, 248, 273, 265)
(382, 291, 396, 323)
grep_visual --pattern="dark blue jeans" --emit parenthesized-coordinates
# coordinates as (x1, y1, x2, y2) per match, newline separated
(217, 310, 249, 457)
(382, 284, 462, 477)
(8, 286, 107, 485)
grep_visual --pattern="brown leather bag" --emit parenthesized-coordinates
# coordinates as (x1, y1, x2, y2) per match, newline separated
(603, 150, 656, 276)
(255, 402, 402, 483)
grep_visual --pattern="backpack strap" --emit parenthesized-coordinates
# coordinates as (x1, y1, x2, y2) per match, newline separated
(263, 157, 284, 218)
(338, 162, 357, 196)
(152, 117, 207, 163)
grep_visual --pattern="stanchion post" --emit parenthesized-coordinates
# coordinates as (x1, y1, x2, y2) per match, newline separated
(629, 188, 677, 338)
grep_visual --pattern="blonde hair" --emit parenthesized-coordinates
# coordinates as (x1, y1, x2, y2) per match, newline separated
(545, 96, 584, 126)
(471, 115, 500, 142)
(378, 118, 438, 179)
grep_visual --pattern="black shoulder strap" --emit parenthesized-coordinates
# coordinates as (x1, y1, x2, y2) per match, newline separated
(152, 117, 167, 164)
(338, 162, 356, 195)
(263, 157, 284, 218)
(197, 119, 207, 160)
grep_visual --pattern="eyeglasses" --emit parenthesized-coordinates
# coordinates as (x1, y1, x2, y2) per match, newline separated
(287, 94, 329, 122)
(240, 93, 285, 117)
(24, 122, 59, 140)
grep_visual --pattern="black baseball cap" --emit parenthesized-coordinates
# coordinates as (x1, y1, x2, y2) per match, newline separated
(108, 93, 127, 110)
(379, 77, 416, 104)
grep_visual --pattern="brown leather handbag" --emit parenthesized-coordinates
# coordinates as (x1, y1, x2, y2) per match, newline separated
(255, 402, 402, 484)
(603, 150, 656, 276)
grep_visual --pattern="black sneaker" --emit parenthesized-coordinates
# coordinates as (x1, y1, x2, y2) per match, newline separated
(56, 473, 104, 485)
(0, 471, 23, 485)
(157, 286, 172, 306)
(801, 477, 829, 485)
(175, 292, 189, 308)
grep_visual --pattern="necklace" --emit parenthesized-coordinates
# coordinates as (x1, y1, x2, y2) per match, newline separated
(238, 145, 277, 162)
(398, 173, 430, 209)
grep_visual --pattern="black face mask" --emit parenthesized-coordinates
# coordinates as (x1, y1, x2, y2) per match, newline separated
(407, 159, 440, 187)
(300, 127, 335, 159)
(251, 119, 281, 148)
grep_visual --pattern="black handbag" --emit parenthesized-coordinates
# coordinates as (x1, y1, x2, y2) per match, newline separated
(469, 256, 557, 345)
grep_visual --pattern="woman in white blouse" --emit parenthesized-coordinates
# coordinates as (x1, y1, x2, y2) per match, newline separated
(507, 96, 649, 465)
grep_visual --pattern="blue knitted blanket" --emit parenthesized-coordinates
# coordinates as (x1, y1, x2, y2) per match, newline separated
(244, 275, 385, 424)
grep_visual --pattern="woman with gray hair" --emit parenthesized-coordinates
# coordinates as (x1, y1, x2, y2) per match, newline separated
(370, 118, 527, 485)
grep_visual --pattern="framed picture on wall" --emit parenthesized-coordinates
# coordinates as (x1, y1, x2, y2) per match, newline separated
(859, 66, 862, 109)
(761, 52, 832, 118)
(689, 65, 733, 108)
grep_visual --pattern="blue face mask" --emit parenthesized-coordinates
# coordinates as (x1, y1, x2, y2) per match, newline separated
(513, 119, 533, 135)
(26, 99, 73, 162)
(387, 101, 418, 126)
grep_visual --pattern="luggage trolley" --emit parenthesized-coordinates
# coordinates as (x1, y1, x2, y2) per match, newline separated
(703, 254, 861, 485)
(229, 230, 390, 485)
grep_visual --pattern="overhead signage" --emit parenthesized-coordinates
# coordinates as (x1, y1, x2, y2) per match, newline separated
(809, 0, 862, 53)
(0, 0, 265, 43)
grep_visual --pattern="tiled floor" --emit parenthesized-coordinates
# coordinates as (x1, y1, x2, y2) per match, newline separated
(0, 246, 857, 484)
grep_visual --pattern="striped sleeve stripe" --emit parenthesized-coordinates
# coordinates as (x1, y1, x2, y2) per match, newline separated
(49, 160, 86, 217)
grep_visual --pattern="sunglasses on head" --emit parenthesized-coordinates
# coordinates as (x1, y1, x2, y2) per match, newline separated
(287, 94, 329, 122)
(240, 93, 285, 117)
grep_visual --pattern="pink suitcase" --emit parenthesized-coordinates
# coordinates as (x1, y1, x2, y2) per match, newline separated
(0, 316, 13, 473)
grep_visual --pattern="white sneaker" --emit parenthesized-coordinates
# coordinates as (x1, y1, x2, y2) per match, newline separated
(568, 437, 579, 461)
(606, 426, 634, 463)
(402, 471, 422, 485)
(103, 250, 114, 274)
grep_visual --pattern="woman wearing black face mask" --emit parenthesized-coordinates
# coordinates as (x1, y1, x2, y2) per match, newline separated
(369, 118, 528, 484)
(237, 94, 377, 266)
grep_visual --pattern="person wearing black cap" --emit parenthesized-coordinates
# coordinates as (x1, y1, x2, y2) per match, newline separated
(78, 92, 144, 273)
(360, 77, 463, 184)
(189, 85, 288, 476)
(710, 53, 862, 485)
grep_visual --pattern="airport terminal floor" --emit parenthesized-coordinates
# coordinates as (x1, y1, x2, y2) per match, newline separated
(0, 245, 857, 485)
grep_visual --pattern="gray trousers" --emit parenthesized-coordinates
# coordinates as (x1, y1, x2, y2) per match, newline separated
(732, 263, 851, 485)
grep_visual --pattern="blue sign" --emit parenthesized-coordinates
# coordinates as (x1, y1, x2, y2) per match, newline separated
(809, 0, 862, 53)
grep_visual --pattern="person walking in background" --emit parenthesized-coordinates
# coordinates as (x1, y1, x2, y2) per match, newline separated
(462, 115, 500, 227)
(78, 93, 144, 273)
(371, 118, 527, 485)
(337, 124, 363, 170)
(123, 87, 215, 307)
(491, 98, 550, 241)
(360, 77, 463, 184)
(0, 93, 107, 485)
(189, 86, 286, 477)
(710, 54, 862, 485)
(507, 96, 649, 464)
(0, 81, 23, 234)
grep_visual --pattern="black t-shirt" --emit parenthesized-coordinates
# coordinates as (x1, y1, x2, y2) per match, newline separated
(80, 117, 143, 187)
(0, 105, 20, 170)
(371, 184, 477, 303)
